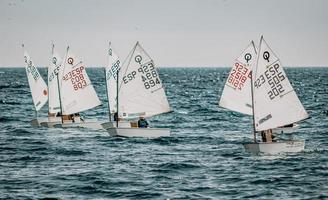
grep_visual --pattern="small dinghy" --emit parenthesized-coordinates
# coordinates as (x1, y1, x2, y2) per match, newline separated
(101, 42, 171, 138)
(243, 36, 309, 154)
(42, 45, 103, 129)
(219, 41, 299, 134)
(219, 37, 309, 154)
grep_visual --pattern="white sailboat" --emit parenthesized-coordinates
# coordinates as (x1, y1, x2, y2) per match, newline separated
(243, 36, 309, 154)
(219, 41, 299, 134)
(101, 42, 131, 130)
(32, 44, 64, 126)
(37, 44, 65, 127)
(48, 44, 62, 117)
(47, 46, 103, 129)
(102, 42, 172, 138)
(22, 44, 49, 126)
(106, 42, 120, 116)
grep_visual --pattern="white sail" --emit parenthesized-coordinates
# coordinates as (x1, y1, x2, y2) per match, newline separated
(118, 42, 171, 118)
(105, 42, 121, 114)
(219, 41, 257, 115)
(48, 44, 62, 114)
(60, 47, 101, 115)
(253, 36, 308, 131)
(23, 45, 48, 112)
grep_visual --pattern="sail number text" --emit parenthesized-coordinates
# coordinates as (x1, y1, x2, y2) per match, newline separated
(139, 62, 161, 89)
(228, 62, 251, 90)
(63, 66, 87, 91)
(254, 63, 286, 100)
(122, 61, 161, 90)
(49, 65, 60, 82)
(106, 60, 120, 80)
(25, 58, 40, 81)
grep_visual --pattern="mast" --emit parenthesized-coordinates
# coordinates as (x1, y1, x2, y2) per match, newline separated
(105, 42, 112, 122)
(48, 43, 52, 116)
(116, 68, 119, 127)
(250, 65, 256, 143)
(114, 42, 138, 126)
(51, 43, 63, 123)
(104, 67, 111, 122)
(57, 71, 63, 124)
(58, 46, 69, 124)
(250, 41, 257, 143)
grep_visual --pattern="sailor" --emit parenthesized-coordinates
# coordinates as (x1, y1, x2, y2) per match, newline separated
(80, 114, 85, 122)
(75, 113, 84, 122)
(261, 129, 274, 143)
(138, 116, 149, 128)
(114, 112, 119, 121)
(70, 114, 75, 123)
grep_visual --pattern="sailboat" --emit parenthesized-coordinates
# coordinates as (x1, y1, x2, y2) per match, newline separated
(101, 42, 131, 129)
(102, 42, 172, 138)
(219, 41, 299, 134)
(22, 44, 48, 126)
(47, 44, 63, 118)
(38, 44, 67, 127)
(243, 36, 309, 154)
(44, 46, 103, 129)
(32, 43, 65, 126)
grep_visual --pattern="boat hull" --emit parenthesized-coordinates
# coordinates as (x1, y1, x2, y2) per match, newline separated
(101, 121, 132, 129)
(103, 127, 170, 138)
(243, 140, 305, 154)
(36, 118, 104, 130)
(30, 117, 61, 126)
(53, 121, 104, 130)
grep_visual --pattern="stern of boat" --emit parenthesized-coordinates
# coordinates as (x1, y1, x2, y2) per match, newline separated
(243, 140, 305, 155)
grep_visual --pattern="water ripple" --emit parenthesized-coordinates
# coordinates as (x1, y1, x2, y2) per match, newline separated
(0, 67, 327, 199)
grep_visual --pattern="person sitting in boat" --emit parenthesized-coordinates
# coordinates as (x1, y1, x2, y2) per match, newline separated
(261, 129, 275, 143)
(79, 114, 84, 122)
(69, 114, 75, 123)
(74, 113, 84, 122)
(138, 116, 149, 128)
(114, 112, 119, 121)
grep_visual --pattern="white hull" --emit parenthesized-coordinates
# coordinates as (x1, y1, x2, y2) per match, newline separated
(30, 117, 61, 126)
(101, 121, 132, 129)
(53, 121, 104, 130)
(34, 117, 104, 130)
(272, 124, 299, 134)
(103, 126, 170, 138)
(243, 140, 305, 154)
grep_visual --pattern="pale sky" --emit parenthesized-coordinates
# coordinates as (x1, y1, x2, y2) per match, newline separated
(1, 0, 327, 67)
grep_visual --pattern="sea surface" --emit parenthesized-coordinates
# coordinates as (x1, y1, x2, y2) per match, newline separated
(0, 67, 327, 199)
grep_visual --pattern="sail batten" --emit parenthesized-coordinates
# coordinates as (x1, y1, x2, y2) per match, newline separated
(252, 37, 308, 131)
(23, 47, 48, 112)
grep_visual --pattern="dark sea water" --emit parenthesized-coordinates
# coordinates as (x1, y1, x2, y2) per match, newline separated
(0, 67, 327, 199)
